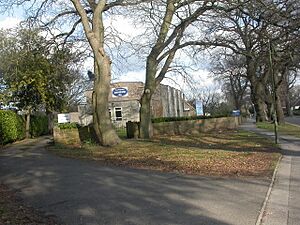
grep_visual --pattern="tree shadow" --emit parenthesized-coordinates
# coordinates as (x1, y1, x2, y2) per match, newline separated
(0, 140, 271, 225)
(152, 131, 280, 154)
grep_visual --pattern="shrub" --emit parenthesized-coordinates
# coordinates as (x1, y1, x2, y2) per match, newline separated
(30, 115, 49, 137)
(57, 122, 79, 129)
(0, 110, 25, 145)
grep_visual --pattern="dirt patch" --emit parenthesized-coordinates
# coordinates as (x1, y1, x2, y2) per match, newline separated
(0, 184, 63, 225)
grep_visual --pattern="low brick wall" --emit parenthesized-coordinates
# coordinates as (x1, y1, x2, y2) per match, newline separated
(127, 117, 241, 138)
(53, 127, 81, 146)
(152, 117, 240, 136)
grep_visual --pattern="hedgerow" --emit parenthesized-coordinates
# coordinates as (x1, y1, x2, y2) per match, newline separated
(30, 115, 49, 137)
(151, 114, 231, 123)
(0, 110, 25, 145)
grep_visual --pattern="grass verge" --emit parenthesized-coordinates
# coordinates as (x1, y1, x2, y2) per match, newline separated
(48, 130, 280, 177)
(257, 122, 300, 138)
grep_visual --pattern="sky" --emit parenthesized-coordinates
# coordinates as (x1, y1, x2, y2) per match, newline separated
(0, 6, 215, 93)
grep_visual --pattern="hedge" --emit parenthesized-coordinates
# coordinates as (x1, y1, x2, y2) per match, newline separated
(57, 122, 79, 129)
(151, 114, 232, 123)
(30, 115, 49, 137)
(0, 110, 25, 145)
(0, 110, 49, 144)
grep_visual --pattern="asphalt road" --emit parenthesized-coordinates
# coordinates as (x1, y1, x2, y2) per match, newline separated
(285, 116, 300, 126)
(0, 137, 270, 225)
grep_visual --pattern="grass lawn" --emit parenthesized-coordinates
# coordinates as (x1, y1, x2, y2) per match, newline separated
(48, 130, 280, 177)
(257, 122, 300, 138)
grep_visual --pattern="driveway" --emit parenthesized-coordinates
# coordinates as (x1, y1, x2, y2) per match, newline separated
(0, 137, 270, 225)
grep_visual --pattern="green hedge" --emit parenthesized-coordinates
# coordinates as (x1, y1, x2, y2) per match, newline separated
(57, 122, 79, 129)
(151, 114, 231, 123)
(30, 115, 49, 137)
(0, 110, 25, 145)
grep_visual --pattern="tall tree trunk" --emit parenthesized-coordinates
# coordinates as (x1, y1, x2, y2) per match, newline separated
(274, 74, 285, 124)
(139, 93, 153, 139)
(70, 1, 121, 146)
(275, 94, 285, 124)
(46, 110, 54, 135)
(93, 56, 121, 146)
(285, 94, 292, 116)
(283, 72, 293, 116)
(250, 81, 268, 122)
(247, 58, 268, 122)
(139, 57, 157, 139)
(25, 108, 31, 139)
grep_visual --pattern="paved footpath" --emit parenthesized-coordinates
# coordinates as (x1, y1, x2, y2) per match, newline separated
(0, 137, 271, 225)
(240, 121, 300, 225)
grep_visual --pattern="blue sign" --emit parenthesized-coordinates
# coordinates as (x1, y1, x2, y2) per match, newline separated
(232, 110, 241, 116)
(195, 100, 204, 116)
(112, 87, 128, 97)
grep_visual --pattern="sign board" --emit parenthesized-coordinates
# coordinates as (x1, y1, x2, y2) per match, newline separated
(231, 110, 241, 117)
(195, 100, 204, 116)
(58, 113, 70, 124)
(112, 87, 128, 97)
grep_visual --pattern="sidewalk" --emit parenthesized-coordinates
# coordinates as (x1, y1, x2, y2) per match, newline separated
(240, 120, 300, 225)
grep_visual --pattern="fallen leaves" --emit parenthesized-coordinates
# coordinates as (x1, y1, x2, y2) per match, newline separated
(48, 130, 281, 178)
(0, 184, 62, 225)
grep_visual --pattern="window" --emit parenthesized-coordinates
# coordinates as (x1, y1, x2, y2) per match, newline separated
(114, 107, 122, 121)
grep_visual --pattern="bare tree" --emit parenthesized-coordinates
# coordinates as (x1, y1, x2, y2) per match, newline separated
(134, 0, 233, 138)
(202, 0, 300, 123)
(211, 52, 249, 111)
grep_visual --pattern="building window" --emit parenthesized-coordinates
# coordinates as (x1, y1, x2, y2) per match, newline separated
(114, 107, 122, 121)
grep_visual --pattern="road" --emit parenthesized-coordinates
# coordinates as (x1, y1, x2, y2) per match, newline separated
(0, 137, 270, 225)
(285, 116, 300, 126)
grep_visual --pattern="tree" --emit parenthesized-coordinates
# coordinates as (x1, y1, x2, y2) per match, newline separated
(0, 28, 83, 137)
(211, 52, 249, 111)
(203, 0, 300, 123)
(136, 0, 229, 138)
(0, 0, 148, 146)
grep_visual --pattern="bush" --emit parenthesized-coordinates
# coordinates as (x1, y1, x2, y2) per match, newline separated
(57, 122, 79, 129)
(0, 110, 25, 145)
(151, 114, 231, 123)
(30, 115, 49, 137)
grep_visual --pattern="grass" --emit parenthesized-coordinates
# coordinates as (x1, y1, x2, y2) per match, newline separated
(49, 131, 280, 176)
(48, 130, 280, 178)
(257, 122, 300, 138)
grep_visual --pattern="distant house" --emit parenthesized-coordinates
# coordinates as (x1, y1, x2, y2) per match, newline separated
(79, 82, 195, 126)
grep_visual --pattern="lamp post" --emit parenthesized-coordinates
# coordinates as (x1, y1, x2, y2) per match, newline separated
(268, 40, 278, 144)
